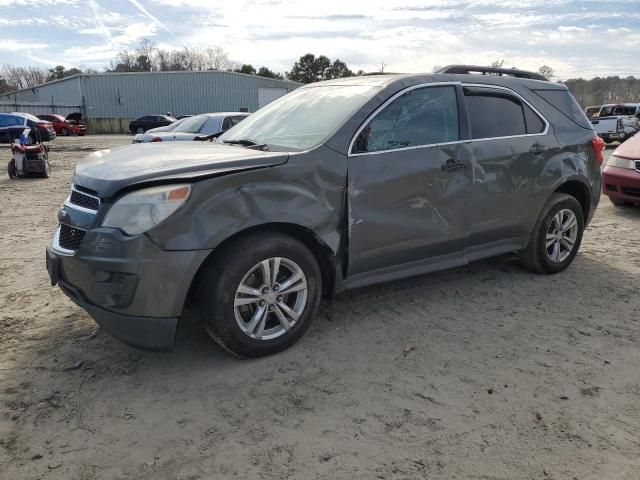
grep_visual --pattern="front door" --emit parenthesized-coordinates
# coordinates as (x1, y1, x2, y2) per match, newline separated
(346, 84, 471, 280)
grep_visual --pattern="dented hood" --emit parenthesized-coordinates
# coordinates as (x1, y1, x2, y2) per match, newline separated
(74, 142, 289, 198)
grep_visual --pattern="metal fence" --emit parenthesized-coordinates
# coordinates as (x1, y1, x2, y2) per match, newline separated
(0, 101, 83, 117)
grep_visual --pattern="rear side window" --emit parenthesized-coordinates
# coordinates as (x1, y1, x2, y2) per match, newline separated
(465, 89, 526, 138)
(524, 103, 545, 134)
(352, 85, 459, 153)
(533, 89, 592, 129)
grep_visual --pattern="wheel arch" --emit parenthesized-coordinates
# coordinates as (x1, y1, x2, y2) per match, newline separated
(553, 179, 591, 221)
(187, 222, 339, 306)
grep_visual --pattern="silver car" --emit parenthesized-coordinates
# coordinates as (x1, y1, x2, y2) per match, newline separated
(132, 113, 249, 143)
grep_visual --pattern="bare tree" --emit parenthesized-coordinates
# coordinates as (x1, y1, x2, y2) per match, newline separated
(203, 46, 234, 70)
(1, 65, 48, 90)
(538, 65, 554, 80)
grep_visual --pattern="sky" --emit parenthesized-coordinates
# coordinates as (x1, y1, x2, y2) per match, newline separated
(0, 0, 639, 80)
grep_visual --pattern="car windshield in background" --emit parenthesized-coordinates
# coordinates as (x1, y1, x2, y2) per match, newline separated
(173, 115, 209, 133)
(218, 85, 380, 151)
(600, 105, 637, 117)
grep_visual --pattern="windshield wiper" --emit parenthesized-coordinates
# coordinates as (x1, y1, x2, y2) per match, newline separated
(223, 138, 270, 151)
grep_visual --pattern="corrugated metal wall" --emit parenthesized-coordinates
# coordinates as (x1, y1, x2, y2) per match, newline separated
(80, 71, 298, 118)
(0, 76, 82, 104)
(0, 71, 300, 132)
(0, 101, 81, 116)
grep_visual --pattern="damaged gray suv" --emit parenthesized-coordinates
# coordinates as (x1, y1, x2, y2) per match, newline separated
(46, 65, 603, 357)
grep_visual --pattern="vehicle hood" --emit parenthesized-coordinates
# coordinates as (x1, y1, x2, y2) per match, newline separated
(74, 142, 289, 198)
(613, 133, 640, 160)
(65, 112, 83, 123)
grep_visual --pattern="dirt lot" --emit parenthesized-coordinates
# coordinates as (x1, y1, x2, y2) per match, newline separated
(1, 135, 639, 479)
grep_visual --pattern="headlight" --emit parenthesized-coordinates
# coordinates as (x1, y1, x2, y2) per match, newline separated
(606, 155, 635, 169)
(102, 184, 191, 235)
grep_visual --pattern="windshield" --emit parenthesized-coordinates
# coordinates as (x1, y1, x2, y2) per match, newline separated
(173, 115, 209, 133)
(218, 85, 380, 151)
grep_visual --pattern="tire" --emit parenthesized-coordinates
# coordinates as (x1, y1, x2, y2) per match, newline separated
(7, 160, 17, 179)
(136, 127, 145, 134)
(195, 232, 322, 358)
(61, 127, 70, 136)
(519, 193, 585, 274)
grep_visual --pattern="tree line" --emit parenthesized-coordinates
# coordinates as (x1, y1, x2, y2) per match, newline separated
(1, 41, 638, 108)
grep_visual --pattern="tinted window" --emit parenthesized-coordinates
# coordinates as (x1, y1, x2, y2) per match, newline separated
(465, 90, 526, 139)
(353, 86, 459, 153)
(533, 89, 591, 129)
(524, 103, 545, 134)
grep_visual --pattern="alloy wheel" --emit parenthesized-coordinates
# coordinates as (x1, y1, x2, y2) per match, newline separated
(234, 257, 308, 340)
(546, 208, 578, 263)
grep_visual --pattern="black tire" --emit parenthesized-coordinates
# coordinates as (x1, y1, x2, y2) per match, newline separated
(195, 232, 322, 357)
(7, 160, 17, 179)
(519, 193, 585, 274)
(61, 127, 70, 136)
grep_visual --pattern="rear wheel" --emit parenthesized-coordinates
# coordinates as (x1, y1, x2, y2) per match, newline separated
(60, 127, 70, 136)
(7, 160, 17, 179)
(195, 232, 322, 357)
(136, 127, 145, 134)
(520, 193, 584, 274)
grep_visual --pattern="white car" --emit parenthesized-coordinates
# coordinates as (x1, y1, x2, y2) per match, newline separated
(132, 113, 249, 143)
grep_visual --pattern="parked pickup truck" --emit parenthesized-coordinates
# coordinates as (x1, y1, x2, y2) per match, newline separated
(590, 103, 640, 144)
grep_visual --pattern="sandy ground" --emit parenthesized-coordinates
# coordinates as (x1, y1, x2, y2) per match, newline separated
(0, 135, 639, 480)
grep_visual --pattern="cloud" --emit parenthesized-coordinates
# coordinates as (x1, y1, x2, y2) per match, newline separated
(0, 0, 638, 78)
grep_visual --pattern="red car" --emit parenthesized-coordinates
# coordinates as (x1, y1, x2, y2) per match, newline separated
(37, 113, 87, 136)
(602, 133, 640, 206)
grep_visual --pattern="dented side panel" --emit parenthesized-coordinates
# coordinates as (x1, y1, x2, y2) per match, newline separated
(346, 144, 471, 277)
(148, 145, 347, 255)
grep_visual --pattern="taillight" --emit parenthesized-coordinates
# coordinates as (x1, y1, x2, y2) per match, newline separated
(150, 137, 163, 142)
(592, 135, 605, 165)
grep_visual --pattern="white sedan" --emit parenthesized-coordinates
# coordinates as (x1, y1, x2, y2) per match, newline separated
(132, 113, 249, 143)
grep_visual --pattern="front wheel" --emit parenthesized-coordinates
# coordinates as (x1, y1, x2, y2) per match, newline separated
(195, 232, 322, 357)
(519, 193, 585, 274)
(61, 127, 70, 136)
(136, 127, 145, 134)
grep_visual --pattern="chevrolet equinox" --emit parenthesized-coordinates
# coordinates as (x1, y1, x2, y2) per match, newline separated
(46, 65, 604, 357)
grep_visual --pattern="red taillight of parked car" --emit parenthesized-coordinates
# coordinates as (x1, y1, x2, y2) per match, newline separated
(151, 137, 163, 142)
(592, 135, 605, 165)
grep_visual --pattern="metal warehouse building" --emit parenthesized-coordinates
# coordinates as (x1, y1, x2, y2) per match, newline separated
(0, 71, 300, 133)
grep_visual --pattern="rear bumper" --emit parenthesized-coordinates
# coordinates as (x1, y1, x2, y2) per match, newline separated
(46, 229, 211, 350)
(602, 166, 640, 203)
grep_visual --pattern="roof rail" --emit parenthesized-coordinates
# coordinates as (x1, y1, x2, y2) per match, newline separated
(436, 65, 547, 81)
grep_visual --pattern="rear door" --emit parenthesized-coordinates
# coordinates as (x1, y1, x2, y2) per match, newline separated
(459, 85, 555, 251)
(347, 84, 472, 278)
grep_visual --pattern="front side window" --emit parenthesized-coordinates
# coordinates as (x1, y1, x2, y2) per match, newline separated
(352, 86, 459, 154)
(465, 88, 529, 139)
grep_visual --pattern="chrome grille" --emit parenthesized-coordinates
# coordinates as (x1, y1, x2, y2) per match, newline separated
(68, 185, 100, 211)
(59, 224, 85, 251)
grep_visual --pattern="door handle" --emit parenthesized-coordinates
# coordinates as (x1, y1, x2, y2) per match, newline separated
(441, 158, 466, 172)
(530, 143, 549, 154)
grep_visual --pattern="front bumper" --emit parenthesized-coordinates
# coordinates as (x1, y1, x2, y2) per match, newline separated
(46, 228, 211, 350)
(602, 166, 640, 204)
